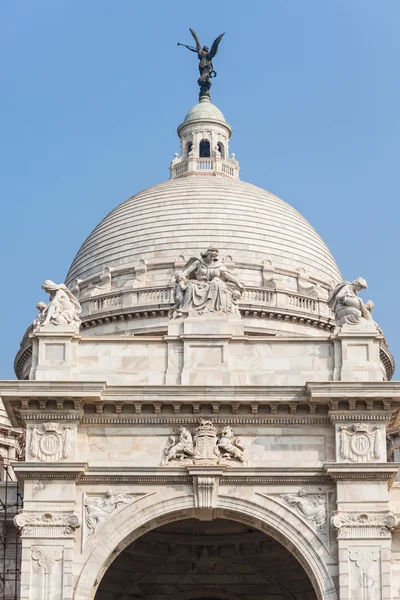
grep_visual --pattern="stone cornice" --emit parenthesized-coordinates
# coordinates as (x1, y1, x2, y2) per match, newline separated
(307, 382, 400, 401)
(24, 465, 332, 486)
(2, 381, 399, 427)
(324, 463, 400, 486)
(12, 462, 87, 483)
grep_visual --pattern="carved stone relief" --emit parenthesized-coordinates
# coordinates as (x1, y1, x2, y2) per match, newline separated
(84, 490, 133, 538)
(332, 511, 397, 538)
(163, 419, 245, 465)
(297, 268, 318, 298)
(31, 546, 63, 600)
(348, 547, 380, 600)
(32, 479, 50, 496)
(339, 423, 382, 463)
(14, 511, 80, 537)
(29, 423, 72, 462)
(280, 489, 327, 534)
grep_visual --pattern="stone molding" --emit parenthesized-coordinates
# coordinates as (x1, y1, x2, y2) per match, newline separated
(324, 463, 400, 485)
(14, 510, 80, 537)
(332, 511, 398, 538)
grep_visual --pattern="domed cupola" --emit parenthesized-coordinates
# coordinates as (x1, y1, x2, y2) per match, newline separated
(170, 96, 240, 180)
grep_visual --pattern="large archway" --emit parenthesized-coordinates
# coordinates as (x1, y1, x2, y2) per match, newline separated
(73, 494, 337, 600)
(95, 518, 318, 600)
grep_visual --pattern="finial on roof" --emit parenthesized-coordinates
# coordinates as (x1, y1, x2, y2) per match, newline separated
(178, 28, 225, 100)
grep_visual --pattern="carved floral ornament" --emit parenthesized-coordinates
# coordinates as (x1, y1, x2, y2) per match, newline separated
(339, 423, 382, 463)
(163, 419, 245, 465)
(29, 423, 72, 462)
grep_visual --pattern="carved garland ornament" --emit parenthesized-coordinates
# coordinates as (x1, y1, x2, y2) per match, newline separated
(163, 419, 245, 465)
(29, 423, 72, 462)
(339, 423, 382, 462)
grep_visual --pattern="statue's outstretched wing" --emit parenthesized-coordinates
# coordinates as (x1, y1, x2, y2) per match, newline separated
(189, 28, 201, 53)
(208, 32, 225, 58)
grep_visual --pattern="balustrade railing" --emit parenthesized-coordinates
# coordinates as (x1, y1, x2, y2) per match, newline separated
(288, 294, 318, 312)
(197, 160, 214, 170)
(242, 289, 275, 305)
(91, 293, 123, 312)
(83, 286, 323, 317)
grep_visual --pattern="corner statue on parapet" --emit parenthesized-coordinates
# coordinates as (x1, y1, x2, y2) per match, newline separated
(328, 277, 376, 328)
(33, 280, 82, 331)
(178, 29, 225, 100)
(169, 246, 244, 318)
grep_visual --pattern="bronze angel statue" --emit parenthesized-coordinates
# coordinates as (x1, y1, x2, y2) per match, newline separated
(178, 29, 225, 99)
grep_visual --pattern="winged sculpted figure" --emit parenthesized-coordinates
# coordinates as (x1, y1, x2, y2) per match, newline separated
(178, 29, 225, 99)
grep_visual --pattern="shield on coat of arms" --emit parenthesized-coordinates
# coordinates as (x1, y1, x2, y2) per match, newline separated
(194, 419, 219, 460)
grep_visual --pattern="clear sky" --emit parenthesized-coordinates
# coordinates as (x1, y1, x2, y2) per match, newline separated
(1, 1, 399, 379)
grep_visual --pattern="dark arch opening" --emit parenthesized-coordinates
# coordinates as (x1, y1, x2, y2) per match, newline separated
(186, 141, 193, 155)
(217, 142, 225, 159)
(95, 518, 317, 600)
(199, 139, 211, 158)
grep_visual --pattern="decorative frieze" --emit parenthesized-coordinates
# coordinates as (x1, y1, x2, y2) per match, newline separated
(332, 511, 397, 538)
(163, 419, 245, 465)
(14, 511, 80, 537)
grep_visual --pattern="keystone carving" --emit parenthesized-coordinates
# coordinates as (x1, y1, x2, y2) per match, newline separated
(29, 423, 72, 462)
(14, 511, 80, 536)
(163, 419, 245, 465)
(85, 490, 133, 537)
(281, 490, 327, 534)
(332, 512, 397, 537)
(339, 423, 382, 463)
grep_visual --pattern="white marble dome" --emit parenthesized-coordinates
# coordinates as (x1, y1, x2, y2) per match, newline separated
(65, 176, 341, 286)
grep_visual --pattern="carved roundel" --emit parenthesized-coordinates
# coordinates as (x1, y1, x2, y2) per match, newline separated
(349, 432, 371, 457)
(40, 432, 62, 457)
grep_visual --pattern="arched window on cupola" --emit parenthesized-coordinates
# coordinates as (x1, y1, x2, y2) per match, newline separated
(199, 139, 211, 158)
(186, 141, 193, 155)
(217, 142, 225, 159)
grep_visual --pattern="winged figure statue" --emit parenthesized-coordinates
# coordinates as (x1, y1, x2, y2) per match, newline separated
(178, 29, 225, 99)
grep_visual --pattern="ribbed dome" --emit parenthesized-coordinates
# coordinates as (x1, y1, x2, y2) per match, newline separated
(184, 99, 226, 123)
(65, 177, 341, 286)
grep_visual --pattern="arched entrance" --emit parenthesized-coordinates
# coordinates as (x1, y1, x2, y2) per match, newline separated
(95, 518, 317, 600)
(73, 495, 337, 600)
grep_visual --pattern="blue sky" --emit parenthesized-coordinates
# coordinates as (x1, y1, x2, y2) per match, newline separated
(1, 1, 399, 379)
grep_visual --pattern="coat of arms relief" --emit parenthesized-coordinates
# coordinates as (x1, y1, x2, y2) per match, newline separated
(163, 419, 245, 465)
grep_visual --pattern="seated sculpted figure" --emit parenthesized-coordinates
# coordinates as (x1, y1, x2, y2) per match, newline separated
(34, 280, 82, 329)
(327, 277, 370, 326)
(171, 246, 244, 317)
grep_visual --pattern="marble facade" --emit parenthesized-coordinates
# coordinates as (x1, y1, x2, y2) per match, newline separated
(2, 91, 399, 600)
